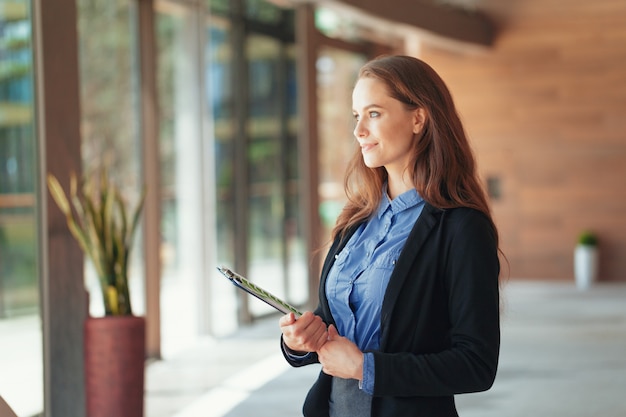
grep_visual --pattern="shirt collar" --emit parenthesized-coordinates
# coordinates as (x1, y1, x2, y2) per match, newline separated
(377, 185, 424, 219)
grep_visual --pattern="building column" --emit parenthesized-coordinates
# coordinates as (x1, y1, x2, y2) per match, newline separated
(34, 0, 87, 415)
(137, 0, 162, 360)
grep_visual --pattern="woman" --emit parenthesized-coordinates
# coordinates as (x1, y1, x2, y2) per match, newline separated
(279, 55, 501, 417)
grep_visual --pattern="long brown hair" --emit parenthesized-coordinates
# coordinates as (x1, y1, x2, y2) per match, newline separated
(332, 55, 498, 248)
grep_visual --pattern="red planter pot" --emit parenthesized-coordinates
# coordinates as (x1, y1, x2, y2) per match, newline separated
(84, 316, 146, 417)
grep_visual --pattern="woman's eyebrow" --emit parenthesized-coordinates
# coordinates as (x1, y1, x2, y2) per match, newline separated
(352, 103, 383, 112)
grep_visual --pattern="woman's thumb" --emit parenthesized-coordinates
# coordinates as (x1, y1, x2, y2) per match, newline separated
(279, 312, 295, 326)
(328, 324, 339, 340)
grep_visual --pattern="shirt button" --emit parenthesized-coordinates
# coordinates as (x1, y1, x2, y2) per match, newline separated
(335, 254, 339, 259)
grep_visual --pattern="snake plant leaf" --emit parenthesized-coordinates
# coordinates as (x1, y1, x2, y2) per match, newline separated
(48, 175, 90, 258)
(46, 175, 72, 216)
(102, 181, 115, 271)
(82, 195, 108, 279)
(127, 186, 146, 248)
(46, 169, 144, 316)
(115, 189, 128, 257)
(69, 173, 85, 222)
(107, 285, 119, 315)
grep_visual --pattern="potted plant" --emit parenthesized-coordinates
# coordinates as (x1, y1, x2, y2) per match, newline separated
(574, 230, 599, 290)
(47, 168, 146, 417)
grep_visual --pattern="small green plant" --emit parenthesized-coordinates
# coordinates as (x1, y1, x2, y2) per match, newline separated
(578, 231, 598, 246)
(47, 169, 146, 316)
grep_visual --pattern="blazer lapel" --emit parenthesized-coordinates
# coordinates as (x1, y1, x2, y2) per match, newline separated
(379, 203, 442, 347)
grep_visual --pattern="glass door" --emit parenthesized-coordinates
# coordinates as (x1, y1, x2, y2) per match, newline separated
(208, 0, 305, 328)
(245, 35, 305, 317)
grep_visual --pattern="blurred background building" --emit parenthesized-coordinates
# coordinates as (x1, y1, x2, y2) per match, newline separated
(0, 0, 624, 415)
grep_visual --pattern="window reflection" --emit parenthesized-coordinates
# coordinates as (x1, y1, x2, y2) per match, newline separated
(0, 2, 43, 415)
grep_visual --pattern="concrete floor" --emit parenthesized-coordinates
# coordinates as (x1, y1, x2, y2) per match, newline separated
(145, 280, 626, 417)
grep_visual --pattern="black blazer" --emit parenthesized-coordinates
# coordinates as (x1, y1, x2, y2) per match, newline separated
(282, 203, 500, 417)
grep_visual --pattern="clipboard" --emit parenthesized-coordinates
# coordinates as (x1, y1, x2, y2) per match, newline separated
(217, 266, 302, 317)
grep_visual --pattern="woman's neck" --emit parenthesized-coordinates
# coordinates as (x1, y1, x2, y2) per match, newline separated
(386, 171, 415, 200)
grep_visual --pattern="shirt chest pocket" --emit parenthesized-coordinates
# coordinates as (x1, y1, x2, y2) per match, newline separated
(351, 248, 402, 307)
(369, 248, 402, 271)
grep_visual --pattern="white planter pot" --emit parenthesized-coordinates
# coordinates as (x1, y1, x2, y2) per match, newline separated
(574, 244, 598, 290)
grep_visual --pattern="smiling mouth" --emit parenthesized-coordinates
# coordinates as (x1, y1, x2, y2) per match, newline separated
(360, 143, 377, 152)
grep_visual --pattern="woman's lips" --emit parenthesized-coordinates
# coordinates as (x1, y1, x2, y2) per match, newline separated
(360, 142, 377, 152)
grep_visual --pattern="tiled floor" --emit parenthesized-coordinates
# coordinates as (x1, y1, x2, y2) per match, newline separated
(146, 281, 626, 417)
(1, 281, 624, 416)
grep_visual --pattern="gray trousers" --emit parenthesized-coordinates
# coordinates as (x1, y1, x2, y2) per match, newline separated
(329, 377, 373, 417)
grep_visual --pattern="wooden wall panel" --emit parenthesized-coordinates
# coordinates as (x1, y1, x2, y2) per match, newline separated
(421, 0, 626, 281)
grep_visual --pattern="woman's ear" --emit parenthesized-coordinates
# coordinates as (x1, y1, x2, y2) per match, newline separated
(413, 108, 427, 134)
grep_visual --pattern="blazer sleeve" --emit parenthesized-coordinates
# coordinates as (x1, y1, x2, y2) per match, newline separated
(372, 209, 500, 397)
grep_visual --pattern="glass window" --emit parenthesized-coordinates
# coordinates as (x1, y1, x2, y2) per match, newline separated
(208, 16, 235, 267)
(246, 34, 305, 316)
(315, 7, 358, 42)
(152, 0, 302, 337)
(207, 0, 304, 325)
(207, 0, 230, 16)
(207, 15, 239, 335)
(317, 47, 367, 237)
(0, 1, 43, 415)
(156, 1, 208, 354)
(77, 0, 145, 316)
(246, 34, 285, 316)
(283, 44, 306, 305)
(245, 0, 283, 24)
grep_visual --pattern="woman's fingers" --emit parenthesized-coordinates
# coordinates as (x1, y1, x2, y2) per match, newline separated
(280, 311, 328, 352)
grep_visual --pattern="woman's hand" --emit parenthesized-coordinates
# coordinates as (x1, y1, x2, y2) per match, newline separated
(317, 325, 364, 380)
(279, 311, 328, 354)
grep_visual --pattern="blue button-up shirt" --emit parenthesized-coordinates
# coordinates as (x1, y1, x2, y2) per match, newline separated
(326, 187, 425, 394)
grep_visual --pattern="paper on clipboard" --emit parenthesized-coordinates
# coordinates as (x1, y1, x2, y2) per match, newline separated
(217, 266, 302, 317)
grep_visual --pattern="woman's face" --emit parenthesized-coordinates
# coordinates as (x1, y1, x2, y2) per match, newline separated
(352, 77, 423, 175)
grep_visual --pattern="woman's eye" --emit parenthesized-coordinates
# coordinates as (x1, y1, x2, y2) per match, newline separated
(353, 111, 379, 122)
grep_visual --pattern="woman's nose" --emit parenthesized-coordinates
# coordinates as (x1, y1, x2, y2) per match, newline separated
(353, 120, 367, 138)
